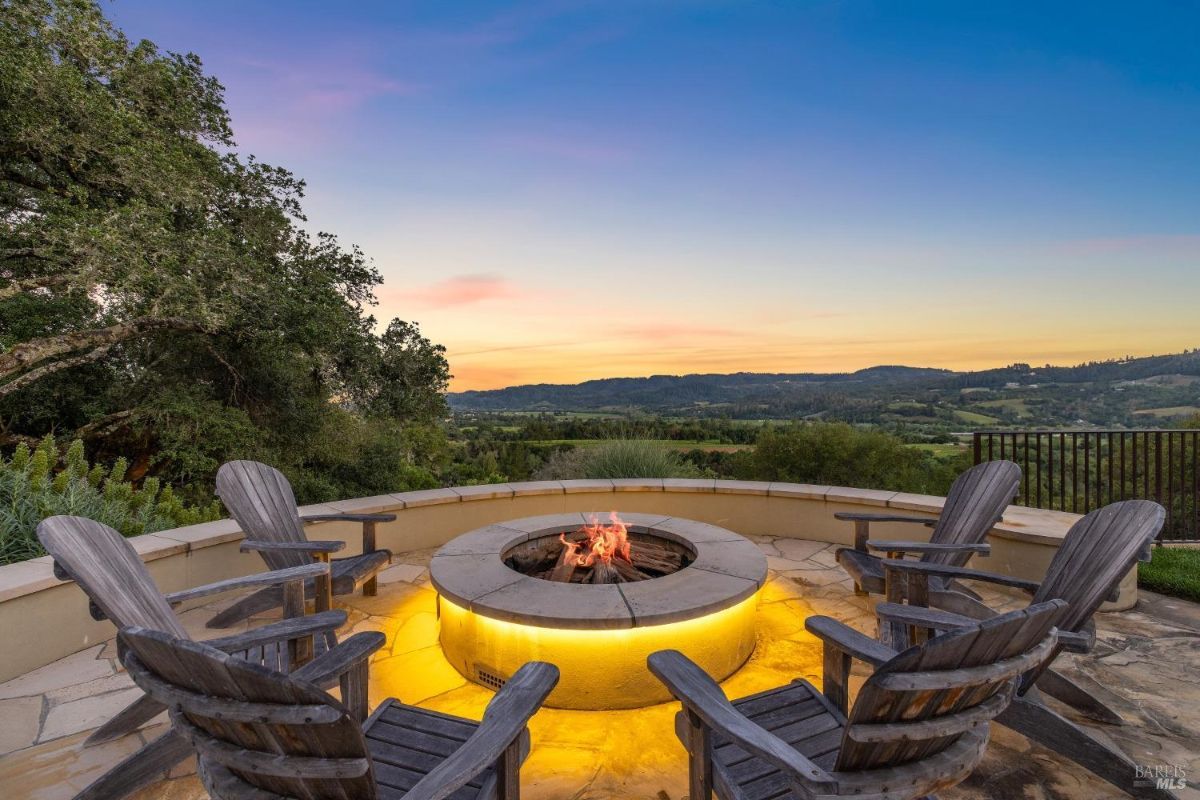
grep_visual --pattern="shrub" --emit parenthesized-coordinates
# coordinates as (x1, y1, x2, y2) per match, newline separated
(738, 422, 965, 495)
(0, 436, 222, 565)
(534, 439, 702, 480)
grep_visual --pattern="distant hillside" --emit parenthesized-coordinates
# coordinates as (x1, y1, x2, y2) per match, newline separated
(449, 366, 951, 412)
(447, 350, 1200, 427)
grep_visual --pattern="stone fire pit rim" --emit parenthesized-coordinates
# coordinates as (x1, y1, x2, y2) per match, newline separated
(429, 512, 767, 629)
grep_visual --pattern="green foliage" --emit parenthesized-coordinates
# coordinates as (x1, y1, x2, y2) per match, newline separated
(280, 409, 445, 503)
(0, 435, 221, 564)
(0, 0, 451, 511)
(1139, 547, 1200, 603)
(534, 439, 702, 480)
(736, 423, 965, 495)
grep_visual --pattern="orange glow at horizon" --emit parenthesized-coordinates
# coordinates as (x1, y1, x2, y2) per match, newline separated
(440, 335, 1198, 391)
(371, 250, 1200, 392)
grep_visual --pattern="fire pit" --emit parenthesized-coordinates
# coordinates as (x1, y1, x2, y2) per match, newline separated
(430, 512, 766, 709)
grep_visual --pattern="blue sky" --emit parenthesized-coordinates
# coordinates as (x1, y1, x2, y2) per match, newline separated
(109, 1, 1200, 388)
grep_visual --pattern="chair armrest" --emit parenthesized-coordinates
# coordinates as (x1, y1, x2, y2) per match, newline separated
(805, 615, 896, 667)
(865, 540, 990, 557)
(163, 562, 330, 606)
(1056, 620, 1096, 654)
(206, 610, 348, 655)
(648, 650, 836, 793)
(240, 540, 346, 554)
(834, 513, 936, 551)
(291, 631, 387, 688)
(300, 514, 393, 564)
(301, 513, 397, 524)
(402, 662, 560, 800)
(874, 602, 978, 632)
(879, 559, 1042, 594)
(1056, 629, 1092, 653)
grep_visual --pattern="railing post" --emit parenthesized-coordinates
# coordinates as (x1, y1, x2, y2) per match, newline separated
(971, 428, 1198, 542)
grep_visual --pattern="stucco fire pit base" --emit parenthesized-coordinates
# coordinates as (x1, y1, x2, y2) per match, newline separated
(431, 513, 768, 709)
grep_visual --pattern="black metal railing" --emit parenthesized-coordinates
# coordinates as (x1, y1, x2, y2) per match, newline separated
(973, 429, 1200, 542)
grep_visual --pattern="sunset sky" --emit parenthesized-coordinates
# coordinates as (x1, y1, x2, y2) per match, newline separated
(111, 1, 1200, 390)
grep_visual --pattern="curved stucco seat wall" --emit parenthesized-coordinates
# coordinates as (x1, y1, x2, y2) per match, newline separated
(0, 479, 1121, 682)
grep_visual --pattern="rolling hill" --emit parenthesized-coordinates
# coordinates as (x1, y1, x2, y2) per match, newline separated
(447, 350, 1200, 428)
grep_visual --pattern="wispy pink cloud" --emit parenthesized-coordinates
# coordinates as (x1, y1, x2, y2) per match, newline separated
(383, 274, 525, 308)
(225, 51, 420, 153)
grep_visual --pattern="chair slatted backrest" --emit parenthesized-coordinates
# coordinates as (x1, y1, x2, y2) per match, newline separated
(836, 598, 1066, 772)
(121, 626, 376, 800)
(37, 516, 186, 637)
(1033, 500, 1164, 634)
(923, 460, 1021, 567)
(216, 460, 309, 571)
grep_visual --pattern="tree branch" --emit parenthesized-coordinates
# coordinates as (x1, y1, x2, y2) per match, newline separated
(0, 343, 117, 397)
(0, 272, 75, 300)
(0, 317, 210, 382)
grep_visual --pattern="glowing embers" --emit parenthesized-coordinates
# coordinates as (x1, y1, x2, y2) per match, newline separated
(561, 512, 631, 570)
(509, 512, 691, 584)
(429, 513, 768, 708)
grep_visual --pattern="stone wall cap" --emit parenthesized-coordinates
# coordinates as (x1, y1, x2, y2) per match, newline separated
(326, 495, 406, 515)
(508, 481, 567, 496)
(452, 484, 516, 502)
(611, 478, 664, 491)
(128, 533, 189, 561)
(395, 488, 460, 508)
(661, 478, 717, 492)
(768, 483, 831, 499)
(823, 487, 897, 507)
(153, 519, 244, 550)
(714, 480, 771, 496)
(885, 493, 946, 514)
(0, 560, 61, 603)
(561, 479, 616, 494)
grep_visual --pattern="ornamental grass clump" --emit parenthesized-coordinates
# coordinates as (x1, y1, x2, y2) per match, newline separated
(534, 438, 702, 480)
(0, 436, 222, 565)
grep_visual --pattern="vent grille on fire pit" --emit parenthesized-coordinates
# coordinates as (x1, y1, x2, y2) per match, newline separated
(474, 664, 507, 691)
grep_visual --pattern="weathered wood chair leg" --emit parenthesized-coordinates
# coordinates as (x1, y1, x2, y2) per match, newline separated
(998, 694, 1179, 800)
(1034, 668, 1125, 725)
(684, 709, 714, 800)
(75, 729, 192, 800)
(339, 659, 370, 723)
(205, 585, 282, 628)
(84, 693, 166, 745)
(496, 737, 523, 800)
(880, 560, 910, 650)
(362, 520, 379, 596)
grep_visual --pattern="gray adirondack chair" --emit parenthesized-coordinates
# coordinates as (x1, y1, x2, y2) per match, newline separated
(650, 599, 1066, 800)
(834, 459, 1021, 600)
(209, 459, 396, 628)
(874, 499, 1170, 799)
(119, 625, 559, 800)
(38, 515, 383, 800)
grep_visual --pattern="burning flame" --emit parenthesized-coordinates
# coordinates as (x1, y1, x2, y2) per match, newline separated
(560, 511, 632, 567)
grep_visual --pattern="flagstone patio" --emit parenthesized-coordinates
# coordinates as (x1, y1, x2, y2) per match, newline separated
(2, 536, 1198, 800)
